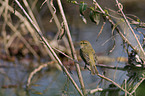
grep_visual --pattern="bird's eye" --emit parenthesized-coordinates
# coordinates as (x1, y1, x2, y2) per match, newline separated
(80, 41, 87, 45)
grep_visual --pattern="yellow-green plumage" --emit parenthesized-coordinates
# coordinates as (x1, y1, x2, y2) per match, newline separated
(80, 40, 98, 75)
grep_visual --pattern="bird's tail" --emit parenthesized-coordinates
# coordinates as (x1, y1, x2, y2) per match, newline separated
(90, 63, 98, 75)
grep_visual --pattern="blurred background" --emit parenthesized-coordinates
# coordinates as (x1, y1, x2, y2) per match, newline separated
(0, 0, 145, 96)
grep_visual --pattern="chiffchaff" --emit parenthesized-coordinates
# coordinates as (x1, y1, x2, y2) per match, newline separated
(80, 40, 98, 75)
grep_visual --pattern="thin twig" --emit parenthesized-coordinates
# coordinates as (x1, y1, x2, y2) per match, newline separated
(7, 21, 40, 58)
(14, 0, 83, 95)
(92, 0, 136, 52)
(97, 73, 131, 95)
(92, 0, 132, 95)
(0, 0, 39, 48)
(96, 21, 106, 40)
(130, 77, 145, 95)
(89, 87, 120, 94)
(46, 0, 71, 54)
(53, 47, 127, 71)
(96, 64, 125, 70)
(27, 62, 54, 86)
(57, 0, 86, 95)
(115, 0, 145, 61)
(23, 0, 41, 33)
(89, 88, 103, 94)
(125, 79, 127, 96)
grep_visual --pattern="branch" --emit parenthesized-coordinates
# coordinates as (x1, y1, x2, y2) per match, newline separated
(56, 0, 86, 95)
(115, 0, 145, 62)
(14, 0, 83, 95)
(92, 0, 132, 95)
(92, 0, 138, 53)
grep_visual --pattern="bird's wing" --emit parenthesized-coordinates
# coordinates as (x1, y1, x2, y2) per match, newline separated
(94, 53, 98, 64)
(80, 49, 90, 65)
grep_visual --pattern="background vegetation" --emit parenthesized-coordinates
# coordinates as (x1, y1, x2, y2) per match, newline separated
(0, 0, 145, 96)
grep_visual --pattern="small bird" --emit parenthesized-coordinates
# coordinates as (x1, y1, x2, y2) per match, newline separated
(79, 40, 98, 75)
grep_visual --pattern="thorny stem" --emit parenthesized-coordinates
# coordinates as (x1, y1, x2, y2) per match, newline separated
(14, 0, 83, 95)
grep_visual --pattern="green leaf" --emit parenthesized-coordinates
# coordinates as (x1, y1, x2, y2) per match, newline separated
(120, 18, 125, 22)
(71, 1, 78, 4)
(137, 19, 140, 22)
(79, 2, 87, 24)
(79, 2, 87, 15)
(80, 14, 87, 24)
(90, 7, 95, 11)
(104, 9, 109, 15)
(89, 11, 100, 25)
